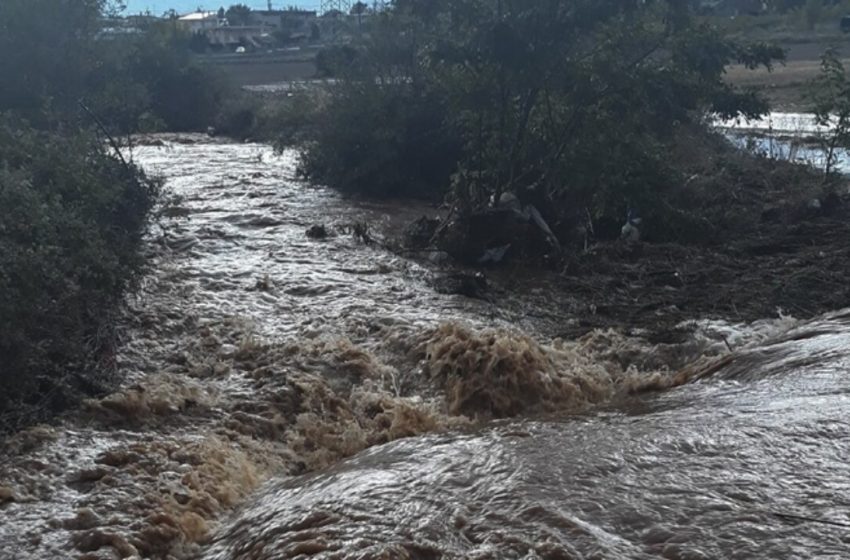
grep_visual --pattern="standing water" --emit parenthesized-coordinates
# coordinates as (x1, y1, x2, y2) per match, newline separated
(1, 137, 849, 560)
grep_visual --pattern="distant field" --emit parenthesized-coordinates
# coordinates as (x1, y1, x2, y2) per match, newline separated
(202, 33, 850, 108)
(198, 52, 319, 87)
(726, 38, 850, 111)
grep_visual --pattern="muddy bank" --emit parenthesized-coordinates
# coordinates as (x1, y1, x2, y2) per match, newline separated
(404, 215, 850, 343)
(399, 130, 850, 340)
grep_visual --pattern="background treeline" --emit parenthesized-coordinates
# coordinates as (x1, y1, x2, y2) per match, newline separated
(0, 0, 226, 427)
(291, 0, 783, 246)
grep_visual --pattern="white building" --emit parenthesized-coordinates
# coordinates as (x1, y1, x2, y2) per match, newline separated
(178, 11, 219, 34)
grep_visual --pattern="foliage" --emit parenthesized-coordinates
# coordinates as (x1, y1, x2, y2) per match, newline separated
(0, 121, 158, 415)
(0, 0, 104, 123)
(226, 4, 252, 26)
(0, 0, 176, 424)
(808, 47, 850, 177)
(315, 45, 361, 77)
(298, 83, 463, 198)
(295, 0, 783, 234)
(87, 22, 231, 133)
(0, 0, 230, 134)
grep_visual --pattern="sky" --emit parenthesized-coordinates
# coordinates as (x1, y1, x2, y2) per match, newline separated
(122, 0, 323, 16)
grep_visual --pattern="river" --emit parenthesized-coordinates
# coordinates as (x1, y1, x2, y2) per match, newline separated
(1, 134, 849, 559)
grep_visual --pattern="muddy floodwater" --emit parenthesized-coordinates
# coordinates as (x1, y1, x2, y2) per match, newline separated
(2, 137, 850, 560)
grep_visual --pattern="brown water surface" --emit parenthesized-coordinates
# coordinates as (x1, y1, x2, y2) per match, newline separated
(1, 138, 846, 560)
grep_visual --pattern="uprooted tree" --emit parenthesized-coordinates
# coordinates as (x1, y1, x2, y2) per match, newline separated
(292, 0, 784, 258)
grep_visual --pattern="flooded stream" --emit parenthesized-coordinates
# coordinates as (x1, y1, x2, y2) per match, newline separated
(2, 136, 849, 559)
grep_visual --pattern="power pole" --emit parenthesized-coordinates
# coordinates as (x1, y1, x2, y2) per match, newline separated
(320, 0, 351, 15)
(321, 0, 350, 42)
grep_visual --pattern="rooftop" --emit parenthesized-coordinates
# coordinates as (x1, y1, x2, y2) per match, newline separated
(178, 11, 217, 21)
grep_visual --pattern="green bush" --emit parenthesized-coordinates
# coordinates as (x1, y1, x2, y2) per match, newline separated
(88, 23, 232, 133)
(298, 83, 462, 198)
(297, 0, 784, 238)
(0, 121, 158, 420)
(0, 0, 231, 135)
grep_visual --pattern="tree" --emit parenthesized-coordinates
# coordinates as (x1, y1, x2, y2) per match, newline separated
(296, 0, 784, 224)
(804, 0, 823, 30)
(0, 0, 105, 121)
(809, 48, 850, 177)
(226, 4, 251, 26)
(351, 1, 368, 29)
(0, 0, 160, 421)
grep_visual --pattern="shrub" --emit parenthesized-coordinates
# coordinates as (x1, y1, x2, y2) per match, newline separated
(298, 82, 462, 199)
(0, 121, 158, 421)
(297, 0, 784, 237)
(89, 22, 232, 133)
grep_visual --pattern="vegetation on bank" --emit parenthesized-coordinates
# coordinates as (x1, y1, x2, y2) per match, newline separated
(0, 0, 231, 428)
(283, 1, 789, 255)
(0, 122, 157, 422)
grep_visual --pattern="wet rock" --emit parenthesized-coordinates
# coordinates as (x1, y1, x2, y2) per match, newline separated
(434, 208, 552, 265)
(253, 275, 274, 292)
(68, 466, 111, 484)
(661, 543, 709, 560)
(478, 244, 511, 265)
(201, 334, 221, 349)
(159, 205, 190, 218)
(0, 486, 17, 504)
(5, 425, 57, 454)
(306, 224, 329, 239)
(433, 271, 489, 300)
(426, 250, 450, 265)
(78, 551, 122, 560)
(761, 206, 781, 223)
(64, 508, 101, 530)
(621, 222, 640, 243)
(403, 216, 440, 249)
(822, 191, 842, 216)
(642, 525, 677, 544)
(164, 235, 199, 252)
(180, 511, 210, 543)
(71, 529, 138, 558)
(243, 216, 283, 228)
(97, 449, 142, 467)
(338, 221, 373, 244)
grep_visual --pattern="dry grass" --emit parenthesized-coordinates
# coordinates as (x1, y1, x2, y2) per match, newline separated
(725, 42, 850, 111)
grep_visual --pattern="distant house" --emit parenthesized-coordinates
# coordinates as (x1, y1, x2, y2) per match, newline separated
(178, 11, 220, 34)
(250, 9, 317, 31)
(205, 25, 273, 49)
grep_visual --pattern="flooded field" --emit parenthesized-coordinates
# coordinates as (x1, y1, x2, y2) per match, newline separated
(1, 136, 849, 560)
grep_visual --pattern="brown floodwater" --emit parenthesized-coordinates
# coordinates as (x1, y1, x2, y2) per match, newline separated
(1, 137, 848, 560)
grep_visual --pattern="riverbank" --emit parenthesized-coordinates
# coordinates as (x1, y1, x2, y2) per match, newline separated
(406, 201, 850, 345)
(398, 124, 850, 341)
